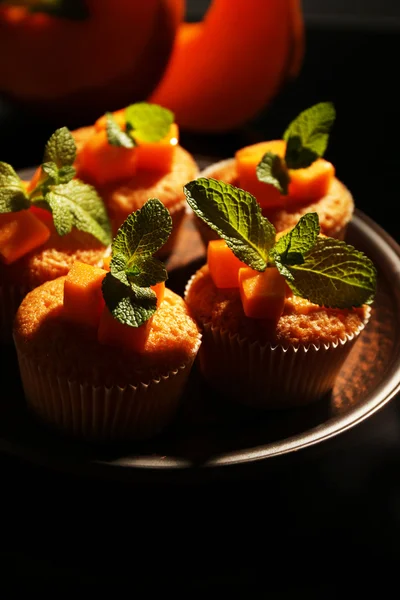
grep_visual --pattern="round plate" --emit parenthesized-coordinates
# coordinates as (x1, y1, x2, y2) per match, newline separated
(1, 169, 400, 482)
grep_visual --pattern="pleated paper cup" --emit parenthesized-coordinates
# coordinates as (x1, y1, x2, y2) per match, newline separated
(0, 284, 30, 344)
(15, 343, 201, 441)
(184, 274, 371, 409)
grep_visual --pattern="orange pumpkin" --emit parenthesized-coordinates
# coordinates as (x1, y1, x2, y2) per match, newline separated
(0, 0, 184, 124)
(150, 0, 305, 132)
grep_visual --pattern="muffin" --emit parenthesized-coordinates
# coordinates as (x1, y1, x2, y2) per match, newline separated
(73, 102, 199, 257)
(183, 177, 376, 409)
(13, 199, 201, 441)
(0, 127, 111, 342)
(191, 102, 354, 247)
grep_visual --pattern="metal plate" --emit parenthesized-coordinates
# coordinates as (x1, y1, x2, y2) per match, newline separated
(0, 168, 400, 482)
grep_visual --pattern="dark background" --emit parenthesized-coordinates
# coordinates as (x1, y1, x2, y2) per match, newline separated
(1, 1, 400, 595)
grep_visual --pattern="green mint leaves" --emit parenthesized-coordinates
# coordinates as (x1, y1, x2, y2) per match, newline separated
(283, 102, 336, 169)
(0, 0, 89, 20)
(256, 153, 290, 195)
(106, 102, 174, 147)
(0, 127, 111, 246)
(102, 198, 172, 328)
(0, 163, 30, 213)
(185, 178, 376, 308)
(105, 113, 135, 149)
(184, 177, 275, 272)
(257, 102, 336, 194)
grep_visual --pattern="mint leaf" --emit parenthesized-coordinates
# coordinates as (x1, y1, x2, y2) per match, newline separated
(283, 102, 336, 169)
(102, 274, 157, 328)
(101, 198, 172, 328)
(110, 198, 172, 283)
(126, 256, 167, 288)
(184, 178, 275, 271)
(256, 152, 290, 194)
(43, 127, 76, 168)
(0, 162, 30, 213)
(125, 102, 174, 143)
(284, 236, 377, 308)
(105, 113, 135, 149)
(45, 180, 112, 245)
(270, 213, 320, 280)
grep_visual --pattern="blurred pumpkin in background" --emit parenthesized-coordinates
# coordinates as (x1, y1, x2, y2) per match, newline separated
(150, 0, 305, 132)
(0, 0, 304, 132)
(0, 0, 184, 125)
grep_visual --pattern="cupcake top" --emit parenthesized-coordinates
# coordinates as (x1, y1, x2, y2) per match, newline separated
(14, 198, 201, 387)
(0, 127, 112, 287)
(73, 101, 199, 230)
(184, 177, 376, 346)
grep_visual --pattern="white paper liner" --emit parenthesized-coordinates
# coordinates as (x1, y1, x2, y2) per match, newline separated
(15, 347, 200, 441)
(0, 283, 31, 344)
(184, 273, 371, 409)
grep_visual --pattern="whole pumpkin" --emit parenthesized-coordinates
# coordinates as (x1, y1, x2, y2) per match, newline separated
(0, 0, 184, 125)
(150, 0, 305, 132)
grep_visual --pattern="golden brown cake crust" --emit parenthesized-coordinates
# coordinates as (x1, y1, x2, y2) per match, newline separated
(14, 277, 201, 388)
(199, 158, 354, 239)
(185, 264, 368, 347)
(102, 145, 199, 232)
(0, 224, 107, 289)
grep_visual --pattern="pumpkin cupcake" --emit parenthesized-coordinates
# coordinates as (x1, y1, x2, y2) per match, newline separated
(0, 127, 112, 342)
(13, 199, 201, 441)
(73, 102, 199, 257)
(192, 102, 354, 247)
(183, 178, 376, 409)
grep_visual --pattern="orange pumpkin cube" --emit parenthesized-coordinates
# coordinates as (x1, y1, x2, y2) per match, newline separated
(63, 261, 107, 329)
(207, 239, 247, 288)
(79, 129, 138, 186)
(134, 122, 179, 173)
(0, 209, 50, 264)
(288, 159, 335, 203)
(238, 266, 286, 320)
(97, 306, 153, 353)
(235, 140, 286, 210)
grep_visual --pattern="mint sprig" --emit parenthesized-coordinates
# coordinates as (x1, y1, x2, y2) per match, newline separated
(106, 102, 174, 147)
(184, 178, 376, 308)
(0, 163, 30, 213)
(257, 102, 336, 194)
(184, 177, 275, 272)
(102, 198, 172, 328)
(105, 113, 135, 149)
(0, 127, 112, 246)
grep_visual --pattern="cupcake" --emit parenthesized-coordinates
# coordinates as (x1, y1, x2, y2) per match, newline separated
(192, 102, 354, 247)
(72, 102, 199, 257)
(183, 177, 376, 409)
(0, 127, 112, 342)
(13, 198, 201, 441)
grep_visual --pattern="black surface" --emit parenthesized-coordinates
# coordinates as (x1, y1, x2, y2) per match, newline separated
(1, 15, 400, 593)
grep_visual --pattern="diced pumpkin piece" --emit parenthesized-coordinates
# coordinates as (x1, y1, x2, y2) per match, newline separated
(134, 122, 179, 173)
(63, 261, 107, 330)
(288, 158, 335, 203)
(97, 307, 153, 353)
(0, 210, 50, 264)
(236, 140, 286, 210)
(79, 129, 138, 185)
(207, 239, 247, 288)
(151, 281, 165, 307)
(238, 266, 286, 320)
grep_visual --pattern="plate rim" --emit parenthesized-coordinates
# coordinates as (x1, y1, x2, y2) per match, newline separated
(2, 174, 400, 477)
